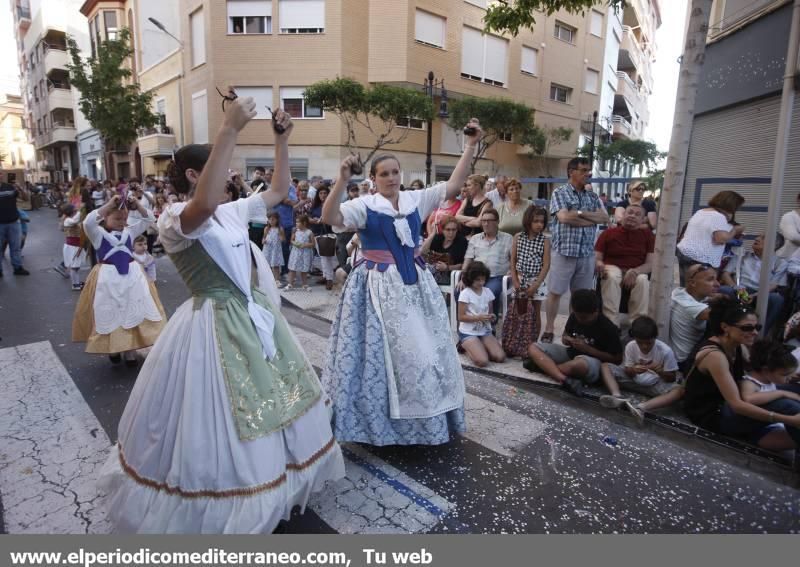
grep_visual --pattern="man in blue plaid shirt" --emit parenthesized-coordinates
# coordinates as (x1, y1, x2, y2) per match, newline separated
(541, 157, 608, 343)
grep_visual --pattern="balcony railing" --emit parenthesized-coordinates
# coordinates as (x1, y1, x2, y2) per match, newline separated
(137, 125, 174, 137)
(612, 115, 632, 138)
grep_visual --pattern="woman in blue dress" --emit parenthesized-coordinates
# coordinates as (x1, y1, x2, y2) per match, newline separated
(321, 119, 482, 446)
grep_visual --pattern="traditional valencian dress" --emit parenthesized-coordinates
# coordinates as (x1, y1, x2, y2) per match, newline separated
(61, 210, 86, 270)
(72, 209, 165, 353)
(323, 182, 466, 446)
(98, 195, 345, 533)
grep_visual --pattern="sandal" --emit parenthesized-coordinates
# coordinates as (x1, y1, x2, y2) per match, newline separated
(540, 332, 555, 344)
(284, 284, 294, 291)
(302, 285, 311, 291)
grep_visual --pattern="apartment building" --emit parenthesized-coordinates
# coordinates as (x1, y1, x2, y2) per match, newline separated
(77, 0, 615, 184)
(10, 0, 94, 183)
(0, 93, 35, 184)
(680, 0, 797, 239)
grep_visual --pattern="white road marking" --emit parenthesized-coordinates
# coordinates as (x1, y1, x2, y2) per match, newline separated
(0, 341, 112, 534)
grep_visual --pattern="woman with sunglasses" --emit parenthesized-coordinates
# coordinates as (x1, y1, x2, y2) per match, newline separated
(614, 181, 656, 230)
(684, 299, 800, 452)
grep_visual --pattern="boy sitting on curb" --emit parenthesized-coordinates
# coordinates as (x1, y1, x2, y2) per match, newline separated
(599, 316, 683, 425)
(524, 289, 622, 394)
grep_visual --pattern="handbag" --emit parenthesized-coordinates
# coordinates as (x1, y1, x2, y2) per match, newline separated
(316, 234, 337, 257)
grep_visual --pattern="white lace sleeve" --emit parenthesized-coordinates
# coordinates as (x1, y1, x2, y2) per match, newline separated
(82, 210, 105, 249)
(415, 182, 448, 221)
(157, 202, 215, 254)
(334, 198, 368, 233)
(237, 193, 268, 225)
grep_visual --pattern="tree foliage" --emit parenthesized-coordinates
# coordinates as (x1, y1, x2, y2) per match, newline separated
(520, 125, 573, 176)
(579, 138, 665, 171)
(66, 28, 157, 146)
(303, 77, 434, 164)
(447, 96, 536, 172)
(484, 0, 625, 36)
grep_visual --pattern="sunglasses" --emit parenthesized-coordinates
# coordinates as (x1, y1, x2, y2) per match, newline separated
(687, 263, 713, 279)
(732, 323, 762, 333)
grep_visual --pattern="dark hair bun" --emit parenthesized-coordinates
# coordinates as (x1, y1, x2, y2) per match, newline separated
(167, 144, 213, 195)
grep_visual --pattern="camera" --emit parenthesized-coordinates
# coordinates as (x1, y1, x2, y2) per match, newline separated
(463, 126, 477, 136)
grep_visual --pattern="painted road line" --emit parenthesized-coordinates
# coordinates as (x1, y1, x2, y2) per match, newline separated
(291, 325, 549, 458)
(463, 392, 548, 458)
(309, 444, 454, 534)
(0, 341, 113, 534)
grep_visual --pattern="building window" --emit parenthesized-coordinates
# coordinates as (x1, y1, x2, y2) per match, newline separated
(498, 130, 512, 142)
(554, 21, 575, 44)
(550, 83, 572, 103)
(590, 10, 604, 37)
(521, 45, 538, 76)
(233, 86, 274, 119)
(280, 87, 322, 118)
(190, 8, 206, 67)
(397, 116, 425, 130)
(103, 11, 118, 41)
(279, 0, 324, 34)
(584, 68, 599, 94)
(461, 26, 508, 87)
(33, 86, 38, 101)
(191, 90, 209, 144)
(465, 0, 487, 7)
(228, 0, 272, 34)
(414, 9, 445, 48)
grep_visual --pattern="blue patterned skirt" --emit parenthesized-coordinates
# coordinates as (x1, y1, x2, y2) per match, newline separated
(322, 264, 466, 446)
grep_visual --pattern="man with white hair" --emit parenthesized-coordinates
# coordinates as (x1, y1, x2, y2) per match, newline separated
(486, 175, 508, 208)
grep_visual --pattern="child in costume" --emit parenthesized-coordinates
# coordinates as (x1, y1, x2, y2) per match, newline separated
(60, 203, 86, 290)
(133, 234, 157, 283)
(72, 192, 166, 366)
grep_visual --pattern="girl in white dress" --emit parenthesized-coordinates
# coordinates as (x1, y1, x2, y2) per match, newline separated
(71, 194, 165, 366)
(261, 212, 285, 284)
(287, 214, 315, 290)
(59, 203, 86, 290)
(97, 99, 344, 533)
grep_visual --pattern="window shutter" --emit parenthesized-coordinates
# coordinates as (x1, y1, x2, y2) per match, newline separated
(484, 34, 508, 84)
(414, 9, 445, 47)
(234, 87, 273, 119)
(521, 46, 537, 75)
(461, 26, 484, 78)
(228, 0, 272, 17)
(279, 0, 324, 30)
(191, 91, 208, 144)
(190, 9, 205, 66)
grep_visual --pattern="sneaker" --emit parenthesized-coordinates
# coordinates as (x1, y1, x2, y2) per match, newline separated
(108, 354, 122, 365)
(562, 378, 585, 397)
(625, 401, 645, 426)
(72, 283, 83, 291)
(284, 284, 294, 291)
(302, 285, 311, 292)
(13, 267, 30, 276)
(599, 395, 628, 409)
(522, 357, 541, 373)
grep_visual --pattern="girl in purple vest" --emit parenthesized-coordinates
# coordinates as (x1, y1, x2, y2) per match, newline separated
(72, 192, 166, 366)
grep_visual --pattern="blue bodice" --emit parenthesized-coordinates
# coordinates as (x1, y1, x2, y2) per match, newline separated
(359, 208, 422, 285)
(97, 232, 134, 275)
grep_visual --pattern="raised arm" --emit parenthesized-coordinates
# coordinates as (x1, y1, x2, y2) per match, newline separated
(180, 97, 257, 234)
(259, 110, 294, 210)
(322, 155, 360, 227)
(444, 119, 482, 199)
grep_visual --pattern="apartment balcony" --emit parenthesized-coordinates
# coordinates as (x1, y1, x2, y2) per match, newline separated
(16, 6, 31, 31)
(47, 86, 72, 110)
(137, 126, 176, 158)
(37, 125, 77, 148)
(619, 26, 652, 82)
(612, 115, 632, 138)
(44, 48, 68, 74)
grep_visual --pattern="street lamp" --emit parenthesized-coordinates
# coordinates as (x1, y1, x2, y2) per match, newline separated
(423, 71, 448, 186)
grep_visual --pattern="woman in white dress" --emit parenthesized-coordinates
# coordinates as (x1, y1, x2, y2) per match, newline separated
(98, 98, 345, 533)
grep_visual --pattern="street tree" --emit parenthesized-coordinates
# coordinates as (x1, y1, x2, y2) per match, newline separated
(447, 96, 536, 172)
(521, 125, 574, 177)
(649, 0, 714, 339)
(66, 28, 158, 176)
(303, 77, 434, 166)
(484, 0, 624, 35)
(580, 138, 665, 172)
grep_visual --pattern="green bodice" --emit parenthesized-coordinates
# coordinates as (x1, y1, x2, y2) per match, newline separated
(169, 241, 321, 441)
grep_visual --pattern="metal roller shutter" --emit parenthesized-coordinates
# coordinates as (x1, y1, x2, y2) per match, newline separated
(681, 95, 800, 246)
